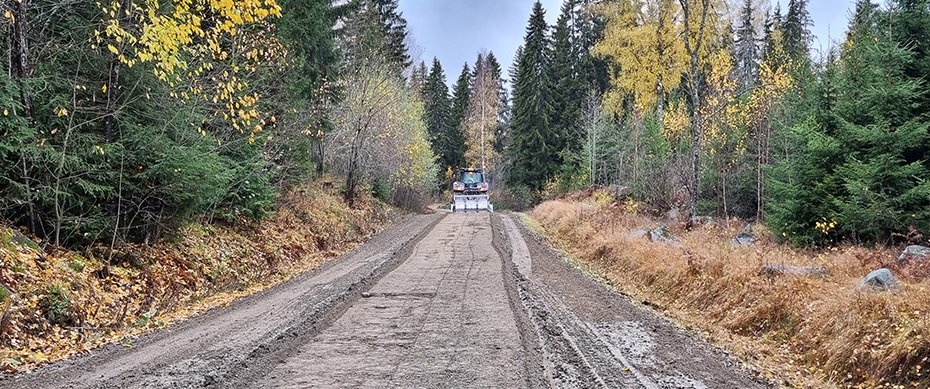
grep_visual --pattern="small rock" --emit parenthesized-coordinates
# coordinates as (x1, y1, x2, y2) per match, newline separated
(730, 233, 755, 246)
(760, 265, 828, 278)
(859, 268, 899, 291)
(897, 245, 930, 265)
(9, 229, 39, 250)
(664, 208, 681, 222)
(649, 226, 679, 244)
(361, 292, 372, 298)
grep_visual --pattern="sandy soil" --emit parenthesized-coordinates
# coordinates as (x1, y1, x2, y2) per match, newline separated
(1, 211, 772, 389)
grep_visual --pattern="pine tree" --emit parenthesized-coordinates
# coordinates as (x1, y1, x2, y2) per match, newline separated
(734, 0, 759, 92)
(507, 1, 555, 193)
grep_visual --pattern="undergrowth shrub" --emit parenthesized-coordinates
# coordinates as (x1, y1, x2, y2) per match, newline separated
(493, 186, 536, 211)
(38, 284, 72, 325)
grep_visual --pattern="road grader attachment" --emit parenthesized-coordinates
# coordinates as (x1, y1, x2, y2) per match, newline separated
(450, 168, 493, 213)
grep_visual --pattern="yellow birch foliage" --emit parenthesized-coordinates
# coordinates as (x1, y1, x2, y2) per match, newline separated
(96, 0, 284, 142)
(702, 48, 741, 156)
(730, 31, 792, 140)
(593, 0, 686, 115)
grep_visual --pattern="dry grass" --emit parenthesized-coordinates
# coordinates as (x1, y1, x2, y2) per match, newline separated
(530, 195, 930, 388)
(0, 178, 394, 372)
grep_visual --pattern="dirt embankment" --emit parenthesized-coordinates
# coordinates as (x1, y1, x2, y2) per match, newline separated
(0, 182, 393, 373)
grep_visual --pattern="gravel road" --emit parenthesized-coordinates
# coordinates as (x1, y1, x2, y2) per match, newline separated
(1, 211, 772, 389)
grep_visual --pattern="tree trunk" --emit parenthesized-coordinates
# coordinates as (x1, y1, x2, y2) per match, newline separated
(10, 0, 38, 234)
(345, 128, 363, 207)
(103, 0, 132, 143)
(104, 56, 120, 143)
(679, 0, 710, 226)
(10, 0, 33, 124)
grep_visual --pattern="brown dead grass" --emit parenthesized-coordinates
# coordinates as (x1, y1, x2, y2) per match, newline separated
(530, 195, 930, 388)
(0, 178, 395, 372)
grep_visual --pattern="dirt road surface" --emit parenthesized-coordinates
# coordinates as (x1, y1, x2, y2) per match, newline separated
(2, 212, 772, 388)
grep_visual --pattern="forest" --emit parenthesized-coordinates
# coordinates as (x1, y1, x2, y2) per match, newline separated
(1, 0, 928, 249)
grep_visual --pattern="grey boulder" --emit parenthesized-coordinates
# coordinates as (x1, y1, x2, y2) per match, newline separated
(731, 233, 755, 246)
(859, 268, 899, 291)
(897, 245, 930, 265)
(649, 226, 680, 244)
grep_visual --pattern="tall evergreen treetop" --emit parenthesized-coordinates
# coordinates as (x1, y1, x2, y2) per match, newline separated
(276, 0, 341, 102)
(734, 0, 760, 92)
(783, 0, 813, 63)
(507, 1, 555, 192)
(485, 51, 511, 155)
(342, 0, 411, 72)
(451, 62, 472, 140)
(551, 0, 580, 157)
(423, 58, 464, 174)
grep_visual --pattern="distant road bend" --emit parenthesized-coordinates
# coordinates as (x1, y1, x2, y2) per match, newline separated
(3, 211, 771, 389)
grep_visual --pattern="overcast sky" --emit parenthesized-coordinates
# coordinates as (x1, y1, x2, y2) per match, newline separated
(397, 0, 856, 83)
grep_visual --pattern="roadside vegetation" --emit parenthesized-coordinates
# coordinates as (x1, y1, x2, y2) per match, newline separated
(1, 0, 431, 373)
(530, 191, 929, 388)
(0, 181, 392, 372)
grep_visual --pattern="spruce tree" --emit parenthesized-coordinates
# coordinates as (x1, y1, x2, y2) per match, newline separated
(507, 1, 555, 193)
(768, 1, 930, 244)
(277, 0, 341, 102)
(551, 0, 581, 158)
(734, 0, 760, 92)
(423, 58, 463, 174)
(890, 0, 930, 113)
(450, 63, 472, 166)
(342, 0, 411, 72)
(831, 3, 930, 240)
(485, 52, 511, 155)
(575, 0, 610, 96)
(408, 60, 427, 101)
(783, 0, 813, 64)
